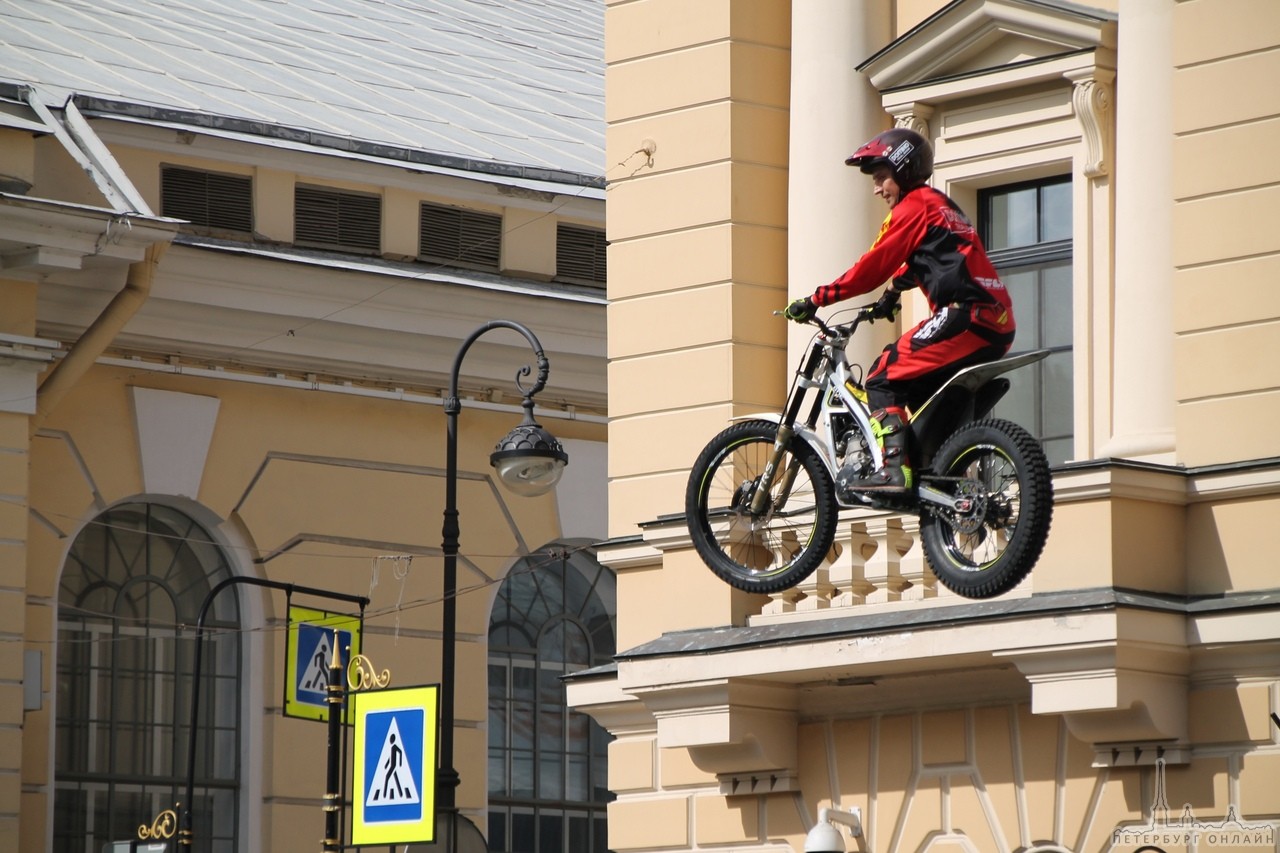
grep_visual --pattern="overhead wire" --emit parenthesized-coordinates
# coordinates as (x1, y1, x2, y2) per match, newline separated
(2, 140, 644, 412)
(12, 134, 654, 650)
(21, 540, 593, 649)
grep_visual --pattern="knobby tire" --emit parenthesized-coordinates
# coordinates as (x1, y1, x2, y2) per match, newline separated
(685, 420, 838, 593)
(920, 418, 1054, 598)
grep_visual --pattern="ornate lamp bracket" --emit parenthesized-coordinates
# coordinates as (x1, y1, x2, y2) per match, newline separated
(138, 806, 179, 842)
(348, 653, 392, 692)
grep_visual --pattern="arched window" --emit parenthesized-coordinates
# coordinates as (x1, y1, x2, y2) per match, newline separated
(54, 502, 241, 852)
(487, 545, 616, 853)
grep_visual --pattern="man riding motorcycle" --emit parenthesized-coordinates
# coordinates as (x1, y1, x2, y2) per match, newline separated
(785, 128, 1016, 497)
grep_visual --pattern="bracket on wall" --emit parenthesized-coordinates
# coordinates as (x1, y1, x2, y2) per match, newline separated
(718, 771, 799, 797)
(1091, 740, 1191, 768)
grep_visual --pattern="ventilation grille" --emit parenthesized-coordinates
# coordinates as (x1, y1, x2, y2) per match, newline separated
(294, 185, 382, 253)
(160, 166, 253, 233)
(556, 224, 607, 286)
(419, 202, 502, 269)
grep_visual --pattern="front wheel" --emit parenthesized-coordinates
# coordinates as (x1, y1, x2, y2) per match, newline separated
(920, 418, 1054, 599)
(685, 420, 839, 593)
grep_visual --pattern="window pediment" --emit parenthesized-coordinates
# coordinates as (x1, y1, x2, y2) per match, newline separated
(859, 0, 1117, 91)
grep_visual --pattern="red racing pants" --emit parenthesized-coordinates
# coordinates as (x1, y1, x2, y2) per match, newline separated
(865, 302, 1015, 412)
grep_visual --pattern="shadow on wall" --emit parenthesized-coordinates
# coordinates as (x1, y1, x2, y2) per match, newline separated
(1186, 496, 1274, 595)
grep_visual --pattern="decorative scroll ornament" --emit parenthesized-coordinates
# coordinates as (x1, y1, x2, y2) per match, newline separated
(138, 807, 178, 841)
(1068, 68, 1114, 178)
(347, 653, 391, 691)
(891, 104, 934, 139)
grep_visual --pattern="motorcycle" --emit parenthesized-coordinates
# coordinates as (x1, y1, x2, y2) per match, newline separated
(684, 302, 1054, 599)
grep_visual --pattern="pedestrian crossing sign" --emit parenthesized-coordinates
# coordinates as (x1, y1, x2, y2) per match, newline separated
(351, 684, 439, 846)
(284, 605, 362, 723)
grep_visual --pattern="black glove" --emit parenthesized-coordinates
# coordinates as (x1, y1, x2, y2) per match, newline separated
(870, 288, 901, 321)
(783, 297, 818, 323)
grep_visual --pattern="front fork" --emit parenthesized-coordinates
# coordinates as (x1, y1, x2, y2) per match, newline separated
(748, 344, 829, 516)
(749, 424, 799, 515)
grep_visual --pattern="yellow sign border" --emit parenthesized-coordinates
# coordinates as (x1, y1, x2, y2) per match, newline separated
(351, 684, 439, 847)
(284, 605, 362, 723)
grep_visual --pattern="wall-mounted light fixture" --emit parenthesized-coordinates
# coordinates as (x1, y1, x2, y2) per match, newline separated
(804, 806, 864, 853)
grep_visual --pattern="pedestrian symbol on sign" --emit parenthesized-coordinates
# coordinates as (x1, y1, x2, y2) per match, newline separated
(295, 622, 353, 707)
(368, 717, 420, 806)
(351, 684, 437, 846)
(299, 628, 335, 693)
(362, 708, 425, 825)
(284, 606, 362, 723)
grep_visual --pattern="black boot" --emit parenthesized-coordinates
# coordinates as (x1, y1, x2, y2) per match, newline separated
(837, 408, 913, 495)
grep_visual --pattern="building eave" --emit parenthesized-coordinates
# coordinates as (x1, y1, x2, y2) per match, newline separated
(0, 193, 178, 275)
(71, 94, 606, 195)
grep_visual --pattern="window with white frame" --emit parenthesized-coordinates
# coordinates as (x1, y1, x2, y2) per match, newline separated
(860, 0, 1114, 464)
(979, 177, 1073, 466)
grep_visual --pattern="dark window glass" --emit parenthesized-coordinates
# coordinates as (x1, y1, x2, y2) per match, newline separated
(487, 547, 616, 852)
(420, 202, 502, 269)
(295, 185, 382, 253)
(555, 224, 607, 286)
(980, 176, 1074, 465)
(161, 166, 253, 234)
(54, 503, 241, 853)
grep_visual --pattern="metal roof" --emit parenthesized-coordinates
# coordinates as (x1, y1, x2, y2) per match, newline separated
(0, 0, 604, 182)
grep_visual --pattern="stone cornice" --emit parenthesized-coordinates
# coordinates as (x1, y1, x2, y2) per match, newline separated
(587, 592, 1279, 775)
(859, 0, 1116, 92)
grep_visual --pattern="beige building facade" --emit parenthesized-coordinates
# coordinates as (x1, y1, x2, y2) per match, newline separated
(572, 1, 1280, 852)
(0, 4, 612, 851)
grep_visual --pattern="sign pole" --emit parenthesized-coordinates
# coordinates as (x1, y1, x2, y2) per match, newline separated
(323, 630, 345, 851)
(174, 577, 368, 849)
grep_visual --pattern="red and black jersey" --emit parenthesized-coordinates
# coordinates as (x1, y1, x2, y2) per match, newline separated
(812, 185, 1014, 326)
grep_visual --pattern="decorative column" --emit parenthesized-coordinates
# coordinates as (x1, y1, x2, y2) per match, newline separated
(788, 0, 893, 370)
(0, 325, 55, 852)
(894, 514, 935, 601)
(840, 522, 879, 606)
(1103, 0, 1176, 461)
(862, 516, 914, 603)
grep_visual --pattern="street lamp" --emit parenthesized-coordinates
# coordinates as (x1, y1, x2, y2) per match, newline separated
(439, 320, 568, 850)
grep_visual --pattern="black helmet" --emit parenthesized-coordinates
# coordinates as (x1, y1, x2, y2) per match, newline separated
(845, 128, 934, 188)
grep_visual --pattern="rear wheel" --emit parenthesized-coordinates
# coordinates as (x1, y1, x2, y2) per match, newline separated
(920, 418, 1053, 598)
(685, 420, 838, 593)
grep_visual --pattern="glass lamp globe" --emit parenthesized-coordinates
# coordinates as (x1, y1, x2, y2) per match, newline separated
(804, 821, 846, 853)
(490, 418, 568, 497)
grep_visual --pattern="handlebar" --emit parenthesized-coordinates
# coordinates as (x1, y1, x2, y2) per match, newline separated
(774, 302, 883, 338)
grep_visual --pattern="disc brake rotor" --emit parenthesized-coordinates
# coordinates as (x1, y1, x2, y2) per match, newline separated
(732, 478, 771, 518)
(945, 479, 988, 535)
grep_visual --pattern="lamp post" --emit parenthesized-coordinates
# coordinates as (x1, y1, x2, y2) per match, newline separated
(440, 321, 568, 851)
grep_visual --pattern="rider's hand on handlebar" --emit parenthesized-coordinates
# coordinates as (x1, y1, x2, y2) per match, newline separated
(783, 296, 818, 323)
(869, 288, 901, 321)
